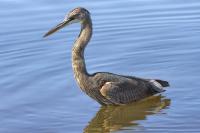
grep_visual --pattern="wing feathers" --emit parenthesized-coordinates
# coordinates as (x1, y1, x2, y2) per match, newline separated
(100, 81, 149, 104)
(100, 79, 168, 105)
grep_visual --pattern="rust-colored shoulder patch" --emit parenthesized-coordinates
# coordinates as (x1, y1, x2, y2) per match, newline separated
(100, 82, 113, 97)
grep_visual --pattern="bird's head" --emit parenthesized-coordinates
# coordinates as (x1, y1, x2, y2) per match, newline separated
(44, 7, 90, 37)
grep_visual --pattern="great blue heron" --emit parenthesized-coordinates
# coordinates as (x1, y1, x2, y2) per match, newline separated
(44, 7, 169, 105)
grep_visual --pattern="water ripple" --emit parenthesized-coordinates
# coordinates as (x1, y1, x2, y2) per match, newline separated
(1, 0, 200, 133)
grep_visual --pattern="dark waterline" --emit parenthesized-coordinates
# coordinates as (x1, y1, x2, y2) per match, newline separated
(0, 0, 200, 132)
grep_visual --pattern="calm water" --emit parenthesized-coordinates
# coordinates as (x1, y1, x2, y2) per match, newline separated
(1, 0, 200, 132)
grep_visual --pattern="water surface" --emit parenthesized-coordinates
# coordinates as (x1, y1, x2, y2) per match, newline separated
(1, 0, 200, 132)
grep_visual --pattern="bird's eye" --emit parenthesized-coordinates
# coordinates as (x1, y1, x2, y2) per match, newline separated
(69, 17, 75, 20)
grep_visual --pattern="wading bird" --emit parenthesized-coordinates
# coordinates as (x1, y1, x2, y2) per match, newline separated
(44, 7, 169, 105)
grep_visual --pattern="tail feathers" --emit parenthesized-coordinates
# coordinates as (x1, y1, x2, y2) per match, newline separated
(149, 79, 169, 93)
(155, 79, 170, 87)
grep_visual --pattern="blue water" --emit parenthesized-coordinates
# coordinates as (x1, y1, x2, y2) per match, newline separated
(1, 0, 200, 132)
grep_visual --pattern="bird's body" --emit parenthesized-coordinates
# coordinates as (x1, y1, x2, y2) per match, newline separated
(44, 7, 169, 105)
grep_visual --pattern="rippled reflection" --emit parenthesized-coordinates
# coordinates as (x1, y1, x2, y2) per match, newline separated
(84, 95, 170, 133)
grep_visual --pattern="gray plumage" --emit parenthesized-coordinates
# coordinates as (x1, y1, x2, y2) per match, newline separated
(44, 7, 169, 105)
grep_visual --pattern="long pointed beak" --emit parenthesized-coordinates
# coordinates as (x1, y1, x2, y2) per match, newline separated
(43, 19, 71, 38)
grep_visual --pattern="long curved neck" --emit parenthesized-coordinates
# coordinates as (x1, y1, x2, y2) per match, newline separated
(72, 16, 92, 88)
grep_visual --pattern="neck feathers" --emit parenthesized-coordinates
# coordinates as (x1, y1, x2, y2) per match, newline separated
(72, 16, 92, 88)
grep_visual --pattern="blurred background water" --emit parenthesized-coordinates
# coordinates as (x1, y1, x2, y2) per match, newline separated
(0, 0, 200, 132)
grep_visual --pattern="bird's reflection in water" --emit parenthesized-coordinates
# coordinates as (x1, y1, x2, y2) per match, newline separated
(84, 95, 170, 133)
